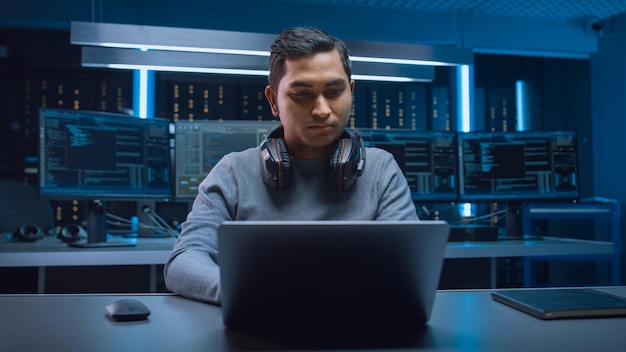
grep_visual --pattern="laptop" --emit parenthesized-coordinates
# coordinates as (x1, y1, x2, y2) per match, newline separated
(217, 220, 450, 332)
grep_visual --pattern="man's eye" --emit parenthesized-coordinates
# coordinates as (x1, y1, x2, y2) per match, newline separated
(327, 88, 344, 96)
(292, 91, 308, 97)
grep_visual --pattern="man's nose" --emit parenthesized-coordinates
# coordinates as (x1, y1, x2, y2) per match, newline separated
(312, 96, 331, 119)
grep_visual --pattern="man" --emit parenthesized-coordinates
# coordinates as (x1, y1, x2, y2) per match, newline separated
(164, 27, 418, 304)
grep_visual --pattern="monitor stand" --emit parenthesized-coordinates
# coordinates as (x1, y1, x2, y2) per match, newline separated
(68, 199, 136, 248)
(504, 201, 524, 239)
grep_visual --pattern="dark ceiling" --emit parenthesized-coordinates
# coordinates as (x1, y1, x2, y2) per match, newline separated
(288, 0, 626, 20)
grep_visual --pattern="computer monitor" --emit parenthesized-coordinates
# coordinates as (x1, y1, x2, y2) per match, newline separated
(457, 130, 579, 236)
(458, 130, 579, 202)
(39, 108, 173, 247)
(358, 129, 458, 202)
(174, 120, 280, 199)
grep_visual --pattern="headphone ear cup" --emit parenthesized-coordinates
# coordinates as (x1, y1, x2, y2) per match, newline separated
(260, 127, 291, 190)
(329, 137, 351, 190)
(14, 224, 45, 242)
(260, 137, 291, 190)
(273, 137, 291, 183)
(58, 224, 87, 243)
(329, 132, 364, 190)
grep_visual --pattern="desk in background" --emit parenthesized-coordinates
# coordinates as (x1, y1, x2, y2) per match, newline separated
(0, 236, 176, 293)
(523, 202, 621, 286)
(1, 235, 615, 293)
(1, 287, 625, 351)
(0, 235, 176, 267)
(444, 237, 615, 288)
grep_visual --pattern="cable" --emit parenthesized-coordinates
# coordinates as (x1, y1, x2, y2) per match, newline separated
(415, 203, 459, 219)
(106, 212, 178, 238)
(451, 209, 507, 226)
(142, 206, 179, 238)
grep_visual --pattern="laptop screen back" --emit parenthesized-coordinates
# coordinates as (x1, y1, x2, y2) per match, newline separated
(218, 220, 450, 331)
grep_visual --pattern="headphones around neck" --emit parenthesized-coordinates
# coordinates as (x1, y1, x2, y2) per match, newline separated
(259, 126, 366, 190)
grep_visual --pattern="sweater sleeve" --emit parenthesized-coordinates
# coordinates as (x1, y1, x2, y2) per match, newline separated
(163, 155, 239, 305)
(372, 149, 420, 221)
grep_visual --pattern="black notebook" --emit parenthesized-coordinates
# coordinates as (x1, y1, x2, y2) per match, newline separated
(491, 288, 626, 320)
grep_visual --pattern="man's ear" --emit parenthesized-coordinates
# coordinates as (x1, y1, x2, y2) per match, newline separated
(265, 85, 279, 116)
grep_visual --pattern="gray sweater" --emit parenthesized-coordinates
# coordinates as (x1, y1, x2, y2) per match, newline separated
(164, 146, 418, 304)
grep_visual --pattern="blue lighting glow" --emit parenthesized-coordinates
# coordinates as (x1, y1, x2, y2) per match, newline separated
(461, 203, 475, 218)
(457, 65, 473, 219)
(515, 80, 527, 131)
(458, 65, 471, 133)
(133, 69, 154, 118)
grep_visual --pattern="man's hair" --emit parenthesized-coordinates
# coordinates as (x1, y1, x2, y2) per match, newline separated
(268, 27, 352, 90)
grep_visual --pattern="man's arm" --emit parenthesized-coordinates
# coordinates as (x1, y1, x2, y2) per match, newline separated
(372, 149, 419, 221)
(163, 158, 238, 304)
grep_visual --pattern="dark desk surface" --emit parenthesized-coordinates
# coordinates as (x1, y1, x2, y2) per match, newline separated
(1, 287, 626, 351)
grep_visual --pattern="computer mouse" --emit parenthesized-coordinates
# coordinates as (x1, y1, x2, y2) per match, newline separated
(105, 298, 151, 321)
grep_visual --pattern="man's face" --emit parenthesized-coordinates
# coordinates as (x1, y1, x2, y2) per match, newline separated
(265, 49, 355, 159)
